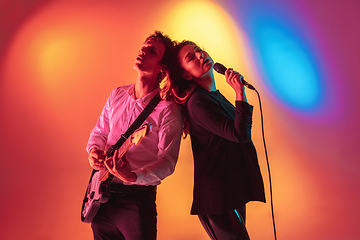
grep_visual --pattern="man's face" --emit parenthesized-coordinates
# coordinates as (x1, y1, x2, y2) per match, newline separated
(133, 38, 166, 76)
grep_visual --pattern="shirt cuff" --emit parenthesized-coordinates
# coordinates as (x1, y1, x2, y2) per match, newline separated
(132, 168, 145, 184)
(235, 101, 253, 113)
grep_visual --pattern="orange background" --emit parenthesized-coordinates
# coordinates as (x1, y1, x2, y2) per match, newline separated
(1, 0, 359, 239)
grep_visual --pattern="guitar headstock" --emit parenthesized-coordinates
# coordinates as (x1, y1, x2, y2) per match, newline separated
(130, 124, 150, 145)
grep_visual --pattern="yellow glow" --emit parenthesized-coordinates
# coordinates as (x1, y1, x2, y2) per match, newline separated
(16, 9, 96, 97)
(154, 2, 263, 237)
(10, 1, 126, 104)
(36, 33, 82, 84)
(158, 0, 253, 100)
(162, 1, 244, 52)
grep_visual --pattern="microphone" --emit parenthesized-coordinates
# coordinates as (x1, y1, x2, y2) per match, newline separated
(213, 63, 255, 90)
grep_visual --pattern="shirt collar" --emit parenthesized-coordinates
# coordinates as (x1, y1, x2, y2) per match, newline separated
(127, 84, 160, 106)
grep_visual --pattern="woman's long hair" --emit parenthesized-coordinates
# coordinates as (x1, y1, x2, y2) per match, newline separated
(161, 40, 199, 138)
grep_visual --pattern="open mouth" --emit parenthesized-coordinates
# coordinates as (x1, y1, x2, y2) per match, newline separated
(203, 59, 209, 66)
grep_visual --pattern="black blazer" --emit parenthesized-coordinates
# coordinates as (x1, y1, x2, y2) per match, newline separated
(187, 87, 266, 215)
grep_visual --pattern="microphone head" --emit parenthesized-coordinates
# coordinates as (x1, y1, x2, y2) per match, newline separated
(213, 63, 227, 75)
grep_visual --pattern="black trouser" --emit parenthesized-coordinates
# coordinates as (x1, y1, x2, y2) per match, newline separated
(91, 184, 157, 240)
(198, 206, 250, 240)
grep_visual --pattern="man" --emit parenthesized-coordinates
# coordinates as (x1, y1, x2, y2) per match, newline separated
(86, 31, 182, 240)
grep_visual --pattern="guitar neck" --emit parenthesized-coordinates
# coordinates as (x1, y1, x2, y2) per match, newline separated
(99, 137, 134, 181)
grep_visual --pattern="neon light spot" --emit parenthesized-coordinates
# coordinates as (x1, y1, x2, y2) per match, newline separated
(256, 25, 322, 110)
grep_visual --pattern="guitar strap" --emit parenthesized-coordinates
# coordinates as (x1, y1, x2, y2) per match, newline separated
(84, 91, 161, 187)
(106, 91, 161, 157)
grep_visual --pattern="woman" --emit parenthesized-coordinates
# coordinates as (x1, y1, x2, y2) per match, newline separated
(165, 41, 266, 240)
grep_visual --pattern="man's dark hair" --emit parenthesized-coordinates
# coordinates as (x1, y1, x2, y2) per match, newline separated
(145, 30, 175, 68)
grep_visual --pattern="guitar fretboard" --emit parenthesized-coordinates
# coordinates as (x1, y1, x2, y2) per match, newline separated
(99, 136, 133, 181)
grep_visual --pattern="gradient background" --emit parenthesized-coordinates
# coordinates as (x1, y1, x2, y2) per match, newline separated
(1, 0, 359, 239)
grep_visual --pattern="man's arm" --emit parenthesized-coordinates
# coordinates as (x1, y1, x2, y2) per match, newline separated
(86, 91, 113, 168)
(104, 149, 137, 182)
(130, 102, 183, 184)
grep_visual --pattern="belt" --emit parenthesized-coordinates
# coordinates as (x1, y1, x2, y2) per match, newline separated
(108, 183, 157, 194)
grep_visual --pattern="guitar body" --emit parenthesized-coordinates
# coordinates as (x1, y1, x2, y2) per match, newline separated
(81, 170, 113, 223)
(81, 124, 150, 223)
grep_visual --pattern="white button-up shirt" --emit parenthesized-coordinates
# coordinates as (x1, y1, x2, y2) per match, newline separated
(86, 84, 183, 186)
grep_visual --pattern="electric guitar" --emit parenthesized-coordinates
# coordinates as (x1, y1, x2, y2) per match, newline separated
(81, 124, 150, 223)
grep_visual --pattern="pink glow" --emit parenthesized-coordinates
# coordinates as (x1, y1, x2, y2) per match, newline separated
(1, 0, 359, 239)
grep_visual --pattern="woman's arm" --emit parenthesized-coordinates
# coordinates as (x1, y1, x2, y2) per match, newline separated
(187, 90, 253, 143)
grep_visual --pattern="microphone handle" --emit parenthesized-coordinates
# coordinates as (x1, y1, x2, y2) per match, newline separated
(213, 63, 256, 90)
(241, 78, 256, 91)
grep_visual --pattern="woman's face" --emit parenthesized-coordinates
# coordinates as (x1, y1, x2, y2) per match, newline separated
(178, 44, 214, 80)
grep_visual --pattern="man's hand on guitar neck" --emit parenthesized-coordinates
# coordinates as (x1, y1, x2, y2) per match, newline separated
(105, 149, 137, 183)
(88, 148, 106, 170)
